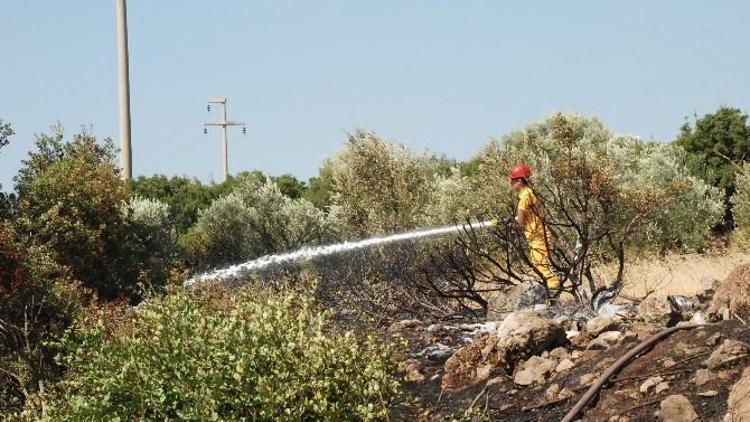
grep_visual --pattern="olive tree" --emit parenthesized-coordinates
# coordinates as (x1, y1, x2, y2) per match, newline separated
(423, 113, 723, 311)
(328, 129, 435, 235)
(183, 179, 340, 271)
(122, 197, 178, 287)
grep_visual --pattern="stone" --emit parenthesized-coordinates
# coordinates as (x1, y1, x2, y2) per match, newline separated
(558, 387, 574, 398)
(545, 383, 560, 399)
(513, 368, 536, 386)
(659, 394, 699, 422)
(571, 350, 583, 360)
(656, 381, 670, 394)
(587, 331, 623, 350)
(556, 358, 575, 373)
(707, 332, 723, 347)
(514, 355, 557, 386)
(442, 310, 566, 391)
(727, 367, 750, 421)
(639, 296, 679, 326)
(550, 347, 569, 360)
(579, 373, 597, 386)
(495, 310, 568, 365)
(404, 359, 425, 383)
(694, 368, 715, 387)
(707, 263, 750, 321)
(585, 315, 622, 337)
(663, 358, 676, 368)
(706, 339, 750, 370)
(441, 335, 501, 391)
(640, 376, 664, 394)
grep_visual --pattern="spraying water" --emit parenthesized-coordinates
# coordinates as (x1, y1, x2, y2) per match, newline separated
(186, 219, 496, 286)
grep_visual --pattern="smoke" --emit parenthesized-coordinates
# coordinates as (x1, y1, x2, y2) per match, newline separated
(186, 220, 495, 286)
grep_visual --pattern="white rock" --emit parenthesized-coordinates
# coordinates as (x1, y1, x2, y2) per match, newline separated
(587, 331, 623, 350)
(706, 339, 750, 369)
(640, 376, 664, 394)
(656, 381, 670, 394)
(585, 315, 622, 337)
(555, 358, 575, 373)
(659, 394, 699, 422)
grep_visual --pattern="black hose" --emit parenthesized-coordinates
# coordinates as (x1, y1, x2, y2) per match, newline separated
(561, 323, 706, 422)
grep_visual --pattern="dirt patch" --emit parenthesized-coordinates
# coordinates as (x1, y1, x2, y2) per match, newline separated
(602, 252, 749, 300)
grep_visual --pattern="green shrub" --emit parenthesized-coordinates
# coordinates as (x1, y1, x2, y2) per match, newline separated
(184, 179, 340, 271)
(0, 223, 89, 414)
(732, 164, 750, 250)
(675, 106, 750, 227)
(14, 127, 136, 298)
(122, 196, 179, 287)
(39, 286, 400, 420)
(128, 175, 235, 234)
(328, 129, 435, 235)
(128, 172, 308, 234)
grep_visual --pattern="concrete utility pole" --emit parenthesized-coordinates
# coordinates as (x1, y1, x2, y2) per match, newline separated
(115, 0, 132, 179)
(203, 98, 246, 182)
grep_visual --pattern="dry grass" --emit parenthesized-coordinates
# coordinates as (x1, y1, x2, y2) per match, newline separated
(597, 252, 750, 300)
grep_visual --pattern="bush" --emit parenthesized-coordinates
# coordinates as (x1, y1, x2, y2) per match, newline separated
(183, 179, 340, 271)
(732, 164, 750, 250)
(304, 161, 335, 210)
(328, 129, 435, 235)
(122, 196, 179, 287)
(37, 286, 400, 420)
(675, 106, 750, 227)
(424, 167, 476, 224)
(14, 127, 136, 298)
(128, 175, 236, 234)
(0, 223, 89, 414)
(129, 172, 309, 234)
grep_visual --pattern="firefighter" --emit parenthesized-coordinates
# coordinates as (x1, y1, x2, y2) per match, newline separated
(508, 164, 562, 300)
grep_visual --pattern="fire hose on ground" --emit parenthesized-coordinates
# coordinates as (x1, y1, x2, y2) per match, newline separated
(560, 323, 706, 422)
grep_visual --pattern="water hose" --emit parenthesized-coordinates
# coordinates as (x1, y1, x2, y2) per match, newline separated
(560, 323, 706, 422)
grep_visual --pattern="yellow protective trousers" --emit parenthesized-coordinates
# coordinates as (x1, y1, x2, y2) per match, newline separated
(528, 240, 561, 291)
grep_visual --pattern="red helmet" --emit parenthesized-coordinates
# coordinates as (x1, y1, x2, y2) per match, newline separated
(509, 163, 532, 180)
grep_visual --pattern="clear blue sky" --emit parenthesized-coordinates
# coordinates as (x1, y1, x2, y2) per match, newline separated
(2, 1, 749, 188)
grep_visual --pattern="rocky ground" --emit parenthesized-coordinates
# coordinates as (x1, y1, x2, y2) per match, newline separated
(390, 263, 750, 421)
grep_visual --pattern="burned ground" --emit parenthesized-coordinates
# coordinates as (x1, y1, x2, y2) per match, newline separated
(391, 318, 750, 421)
